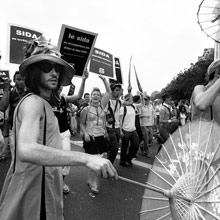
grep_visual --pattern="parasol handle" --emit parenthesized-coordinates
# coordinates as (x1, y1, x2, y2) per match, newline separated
(118, 176, 192, 203)
(118, 176, 166, 196)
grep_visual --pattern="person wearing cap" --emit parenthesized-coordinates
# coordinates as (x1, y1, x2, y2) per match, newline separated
(191, 59, 220, 124)
(119, 88, 144, 166)
(139, 95, 155, 158)
(106, 83, 122, 164)
(0, 37, 118, 220)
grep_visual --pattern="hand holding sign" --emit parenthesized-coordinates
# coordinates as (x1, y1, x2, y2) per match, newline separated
(98, 74, 106, 81)
(82, 69, 89, 80)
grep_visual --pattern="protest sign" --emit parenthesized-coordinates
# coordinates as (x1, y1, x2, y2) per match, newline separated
(109, 57, 123, 85)
(89, 48, 114, 78)
(0, 70, 10, 97)
(7, 23, 43, 64)
(57, 24, 97, 77)
(67, 84, 75, 96)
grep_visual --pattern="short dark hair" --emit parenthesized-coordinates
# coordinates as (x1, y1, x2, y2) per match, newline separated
(110, 83, 121, 91)
(84, 93, 89, 98)
(133, 95, 140, 103)
(13, 71, 20, 81)
(162, 94, 171, 102)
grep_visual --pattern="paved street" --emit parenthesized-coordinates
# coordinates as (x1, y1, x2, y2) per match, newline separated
(0, 135, 160, 220)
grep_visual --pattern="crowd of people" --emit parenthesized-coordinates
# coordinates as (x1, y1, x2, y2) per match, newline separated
(0, 35, 220, 220)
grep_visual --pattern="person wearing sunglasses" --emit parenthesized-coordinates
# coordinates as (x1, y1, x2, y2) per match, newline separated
(0, 36, 118, 220)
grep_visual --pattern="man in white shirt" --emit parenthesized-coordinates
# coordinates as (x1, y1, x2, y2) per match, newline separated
(119, 92, 143, 166)
(139, 95, 155, 157)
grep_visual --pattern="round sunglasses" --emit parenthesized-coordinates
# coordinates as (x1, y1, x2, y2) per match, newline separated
(38, 61, 64, 73)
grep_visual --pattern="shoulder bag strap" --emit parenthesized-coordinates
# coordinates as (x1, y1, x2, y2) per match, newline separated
(40, 106, 47, 220)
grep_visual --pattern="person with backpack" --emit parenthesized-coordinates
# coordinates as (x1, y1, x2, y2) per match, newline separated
(119, 90, 144, 167)
(80, 75, 111, 194)
(106, 83, 122, 164)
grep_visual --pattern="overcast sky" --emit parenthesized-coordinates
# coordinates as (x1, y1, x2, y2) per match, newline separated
(0, 0, 215, 95)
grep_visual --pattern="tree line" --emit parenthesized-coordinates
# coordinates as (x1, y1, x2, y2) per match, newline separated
(151, 52, 214, 102)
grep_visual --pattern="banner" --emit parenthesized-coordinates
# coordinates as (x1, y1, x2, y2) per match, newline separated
(128, 56, 132, 88)
(67, 84, 75, 96)
(7, 23, 43, 64)
(0, 70, 10, 97)
(109, 57, 123, 85)
(133, 65, 143, 93)
(89, 48, 114, 78)
(57, 24, 97, 77)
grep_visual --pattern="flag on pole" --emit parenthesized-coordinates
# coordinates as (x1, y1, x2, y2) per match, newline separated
(128, 56, 132, 88)
(133, 65, 143, 93)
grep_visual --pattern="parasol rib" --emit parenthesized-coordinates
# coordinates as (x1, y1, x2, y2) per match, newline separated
(142, 196, 168, 201)
(169, 134, 184, 175)
(118, 176, 167, 196)
(154, 156, 178, 182)
(195, 120, 214, 186)
(195, 182, 220, 200)
(193, 205, 206, 220)
(197, 141, 220, 195)
(139, 206, 170, 214)
(193, 119, 202, 190)
(150, 169, 174, 187)
(161, 144, 181, 179)
(196, 199, 220, 203)
(194, 203, 220, 219)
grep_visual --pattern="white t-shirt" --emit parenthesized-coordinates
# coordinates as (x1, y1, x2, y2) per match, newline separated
(120, 105, 136, 132)
(139, 104, 155, 126)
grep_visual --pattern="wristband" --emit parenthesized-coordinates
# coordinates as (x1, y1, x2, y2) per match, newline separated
(168, 120, 171, 123)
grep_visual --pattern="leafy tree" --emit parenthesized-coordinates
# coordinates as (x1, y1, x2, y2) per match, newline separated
(150, 54, 214, 102)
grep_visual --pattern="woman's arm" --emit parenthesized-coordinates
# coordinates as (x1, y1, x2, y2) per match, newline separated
(65, 70, 89, 103)
(99, 75, 111, 109)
